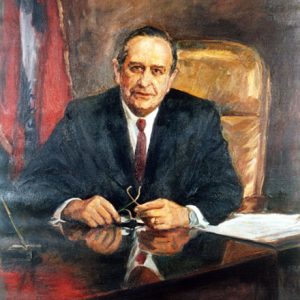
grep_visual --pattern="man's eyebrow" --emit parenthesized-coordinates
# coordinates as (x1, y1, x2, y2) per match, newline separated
(128, 62, 144, 66)
(151, 65, 166, 69)
(128, 62, 166, 69)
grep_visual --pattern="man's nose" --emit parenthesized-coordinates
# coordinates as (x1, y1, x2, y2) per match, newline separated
(138, 69, 153, 87)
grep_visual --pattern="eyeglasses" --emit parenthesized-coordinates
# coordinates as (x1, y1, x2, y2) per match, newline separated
(119, 209, 144, 227)
(118, 186, 144, 227)
(118, 186, 142, 213)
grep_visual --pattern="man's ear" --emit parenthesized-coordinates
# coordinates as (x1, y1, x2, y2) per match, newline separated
(112, 58, 121, 85)
(167, 68, 178, 91)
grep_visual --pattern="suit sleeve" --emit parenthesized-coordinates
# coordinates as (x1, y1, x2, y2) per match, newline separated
(13, 102, 89, 216)
(188, 107, 243, 225)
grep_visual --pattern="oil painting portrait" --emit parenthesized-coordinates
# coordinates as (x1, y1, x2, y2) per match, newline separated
(0, 1, 299, 299)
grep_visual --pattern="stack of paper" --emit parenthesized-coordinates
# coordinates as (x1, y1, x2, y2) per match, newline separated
(204, 213, 300, 246)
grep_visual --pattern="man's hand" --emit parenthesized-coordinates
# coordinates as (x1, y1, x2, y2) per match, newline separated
(138, 228, 191, 255)
(85, 227, 122, 254)
(135, 199, 189, 230)
(62, 195, 120, 227)
(61, 224, 122, 255)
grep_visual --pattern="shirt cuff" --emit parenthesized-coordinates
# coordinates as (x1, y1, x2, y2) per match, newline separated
(186, 205, 209, 228)
(50, 198, 82, 225)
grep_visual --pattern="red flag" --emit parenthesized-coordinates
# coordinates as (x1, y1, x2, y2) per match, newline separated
(35, 0, 72, 145)
(0, 0, 23, 177)
(0, 0, 72, 177)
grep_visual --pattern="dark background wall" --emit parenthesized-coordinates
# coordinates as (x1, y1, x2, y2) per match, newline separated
(61, 0, 300, 212)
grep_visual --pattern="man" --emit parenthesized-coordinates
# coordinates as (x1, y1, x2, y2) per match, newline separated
(15, 26, 242, 229)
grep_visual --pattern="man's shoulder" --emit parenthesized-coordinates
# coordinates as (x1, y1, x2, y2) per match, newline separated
(166, 89, 218, 115)
(65, 87, 120, 118)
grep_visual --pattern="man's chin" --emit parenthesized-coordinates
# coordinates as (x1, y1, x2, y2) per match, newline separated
(129, 104, 156, 117)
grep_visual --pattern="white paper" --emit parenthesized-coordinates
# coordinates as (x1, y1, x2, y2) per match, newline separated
(203, 213, 300, 243)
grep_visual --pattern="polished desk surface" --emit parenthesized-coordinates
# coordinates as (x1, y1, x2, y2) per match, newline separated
(1, 217, 290, 300)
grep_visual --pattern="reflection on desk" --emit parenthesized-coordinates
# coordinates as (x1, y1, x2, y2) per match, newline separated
(0, 218, 290, 299)
(0, 219, 282, 300)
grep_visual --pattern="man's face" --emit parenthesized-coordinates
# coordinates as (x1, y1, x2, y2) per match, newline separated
(113, 36, 177, 117)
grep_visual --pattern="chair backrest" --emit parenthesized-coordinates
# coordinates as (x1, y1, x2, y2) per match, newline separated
(172, 40, 271, 211)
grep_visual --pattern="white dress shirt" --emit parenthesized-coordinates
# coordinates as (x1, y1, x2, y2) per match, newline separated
(52, 100, 209, 228)
(121, 100, 158, 154)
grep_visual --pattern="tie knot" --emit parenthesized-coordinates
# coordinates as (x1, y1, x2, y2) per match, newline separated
(136, 119, 146, 132)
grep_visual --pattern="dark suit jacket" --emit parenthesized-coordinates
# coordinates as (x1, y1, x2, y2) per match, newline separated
(14, 87, 242, 225)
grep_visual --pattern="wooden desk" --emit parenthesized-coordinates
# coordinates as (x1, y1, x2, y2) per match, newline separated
(0, 220, 281, 300)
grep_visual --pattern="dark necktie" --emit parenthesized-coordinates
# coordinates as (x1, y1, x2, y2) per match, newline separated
(125, 251, 160, 288)
(135, 251, 147, 264)
(135, 119, 146, 183)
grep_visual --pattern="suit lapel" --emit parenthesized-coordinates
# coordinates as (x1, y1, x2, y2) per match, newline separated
(143, 97, 179, 196)
(99, 89, 136, 189)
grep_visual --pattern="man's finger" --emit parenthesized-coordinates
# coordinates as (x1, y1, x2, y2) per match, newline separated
(151, 217, 165, 226)
(150, 236, 170, 244)
(135, 199, 165, 212)
(85, 217, 98, 228)
(90, 212, 105, 226)
(139, 240, 155, 252)
(96, 205, 113, 224)
(93, 229, 107, 244)
(152, 223, 172, 230)
(101, 229, 115, 247)
(138, 209, 162, 218)
(143, 217, 164, 229)
(101, 198, 121, 223)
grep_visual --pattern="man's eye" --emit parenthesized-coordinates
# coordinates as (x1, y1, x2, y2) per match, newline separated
(130, 66, 144, 73)
(152, 68, 164, 76)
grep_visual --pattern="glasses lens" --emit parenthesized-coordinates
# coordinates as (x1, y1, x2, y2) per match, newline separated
(120, 209, 132, 223)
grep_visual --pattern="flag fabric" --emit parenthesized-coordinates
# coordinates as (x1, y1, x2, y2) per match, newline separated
(0, 0, 22, 178)
(0, 0, 72, 178)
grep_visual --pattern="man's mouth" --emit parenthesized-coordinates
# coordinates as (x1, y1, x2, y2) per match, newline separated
(132, 91, 156, 99)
